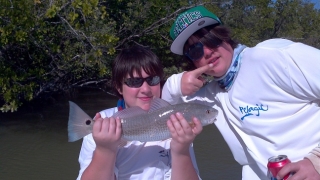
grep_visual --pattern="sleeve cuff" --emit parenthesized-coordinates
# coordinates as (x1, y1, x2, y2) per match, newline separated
(161, 72, 185, 104)
(305, 146, 320, 174)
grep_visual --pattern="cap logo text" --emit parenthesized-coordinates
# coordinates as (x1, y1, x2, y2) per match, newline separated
(173, 11, 203, 37)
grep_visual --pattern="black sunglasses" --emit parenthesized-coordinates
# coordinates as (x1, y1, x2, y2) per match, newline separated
(184, 33, 223, 61)
(124, 76, 160, 88)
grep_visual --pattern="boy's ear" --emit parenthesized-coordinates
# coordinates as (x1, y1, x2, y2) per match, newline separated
(117, 87, 123, 95)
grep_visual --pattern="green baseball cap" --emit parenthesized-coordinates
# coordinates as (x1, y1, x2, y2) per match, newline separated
(170, 6, 221, 55)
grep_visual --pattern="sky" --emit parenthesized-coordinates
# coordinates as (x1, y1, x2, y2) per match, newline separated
(311, 0, 320, 9)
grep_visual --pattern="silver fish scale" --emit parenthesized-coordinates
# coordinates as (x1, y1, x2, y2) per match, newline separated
(121, 112, 170, 141)
(120, 103, 216, 141)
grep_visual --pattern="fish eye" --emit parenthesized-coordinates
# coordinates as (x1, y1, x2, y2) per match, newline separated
(85, 120, 91, 125)
(206, 110, 210, 114)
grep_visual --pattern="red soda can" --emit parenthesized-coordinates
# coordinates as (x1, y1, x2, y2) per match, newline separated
(267, 155, 291, 180)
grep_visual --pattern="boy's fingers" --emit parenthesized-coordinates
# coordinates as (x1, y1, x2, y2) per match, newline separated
(94, 113, 101, 120)
(192, 63, 213, 77)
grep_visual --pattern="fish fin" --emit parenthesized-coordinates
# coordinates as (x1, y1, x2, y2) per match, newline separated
(148, 97, 172, 113)
(112, 106, 147, 118)
(68, 101, 93, 142)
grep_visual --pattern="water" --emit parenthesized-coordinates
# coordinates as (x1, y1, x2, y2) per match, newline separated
(0, 89, 241, 180)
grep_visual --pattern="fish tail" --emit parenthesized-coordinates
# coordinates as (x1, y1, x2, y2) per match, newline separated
(68, 101, 93, 142)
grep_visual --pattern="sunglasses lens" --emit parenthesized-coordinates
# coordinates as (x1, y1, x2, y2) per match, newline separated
(203, 38, 222, 49)
(146, 76, 160, 86)
(201, 32, 223, 49)
(124, 76, 160, 88)
(124, 78, 144, 88)
(185, 42, 204, 61)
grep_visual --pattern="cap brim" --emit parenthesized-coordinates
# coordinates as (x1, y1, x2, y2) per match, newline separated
(170, 17, 220, 55)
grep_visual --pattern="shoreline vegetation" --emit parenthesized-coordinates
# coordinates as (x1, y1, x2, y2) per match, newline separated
(1, 0, 320, 113)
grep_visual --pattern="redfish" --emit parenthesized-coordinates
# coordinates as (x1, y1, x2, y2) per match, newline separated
(68, 98, 218, 142)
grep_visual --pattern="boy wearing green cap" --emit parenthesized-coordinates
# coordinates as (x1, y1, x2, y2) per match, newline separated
(162, 5, 320, 180)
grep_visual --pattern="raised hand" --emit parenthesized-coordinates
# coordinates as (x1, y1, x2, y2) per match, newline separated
(181, 63, 213, 96)
(167, 112, 203, 154)
(92, 113, 122, 152)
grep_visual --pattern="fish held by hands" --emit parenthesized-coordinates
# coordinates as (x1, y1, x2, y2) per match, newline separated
(68, 98, 218, 142)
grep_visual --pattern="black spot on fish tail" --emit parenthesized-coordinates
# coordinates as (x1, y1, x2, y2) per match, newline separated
(85, 120, 91, 125)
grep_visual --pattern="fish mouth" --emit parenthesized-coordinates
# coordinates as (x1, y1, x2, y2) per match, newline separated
(204, 118, 216, 125)
(200, 118, 215, 126)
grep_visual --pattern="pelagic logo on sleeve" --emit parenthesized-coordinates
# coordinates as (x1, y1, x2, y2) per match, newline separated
(239, 104, 269, 120)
